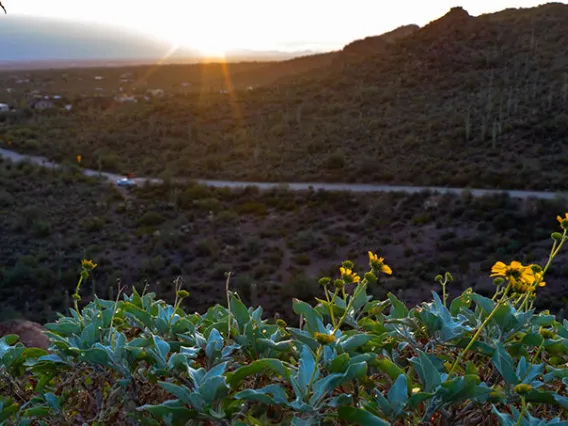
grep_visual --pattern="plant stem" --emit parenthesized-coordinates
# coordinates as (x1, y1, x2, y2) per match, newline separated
(334, 282, 367, 333)
(225, 272, 232, 339)
(307, 280, 368, 398)
(73, 275, 85, 326)
(447, 283, 510, 379)
(307, 345, 323, 390)
(324, 288, 339, 328)
(516, 396, 526, 426)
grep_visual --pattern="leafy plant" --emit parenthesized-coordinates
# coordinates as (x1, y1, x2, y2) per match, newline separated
(1, 214, 568, 424)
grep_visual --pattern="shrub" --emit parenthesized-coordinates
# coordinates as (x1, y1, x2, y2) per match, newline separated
(138, 211, 166, 226)
(1, 215, 568, 425)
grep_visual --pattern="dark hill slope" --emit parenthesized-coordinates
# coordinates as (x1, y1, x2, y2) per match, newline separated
(222, 2, 568, 189)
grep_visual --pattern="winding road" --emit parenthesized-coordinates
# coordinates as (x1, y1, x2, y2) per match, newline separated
(0, 147, 565, 201)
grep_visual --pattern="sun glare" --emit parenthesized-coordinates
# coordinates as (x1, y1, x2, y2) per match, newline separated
(166, 27, 230, 59)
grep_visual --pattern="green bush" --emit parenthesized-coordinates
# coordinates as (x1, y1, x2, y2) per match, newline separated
(1, 216, 568, 425)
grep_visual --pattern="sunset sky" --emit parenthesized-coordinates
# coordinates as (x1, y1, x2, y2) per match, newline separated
(3, 0, 558, 54)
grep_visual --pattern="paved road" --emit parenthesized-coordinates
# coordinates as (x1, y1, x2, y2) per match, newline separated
(0, 147, 565, 200)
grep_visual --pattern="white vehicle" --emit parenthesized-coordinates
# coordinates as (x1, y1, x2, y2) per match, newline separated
(116, 178, 136, 187)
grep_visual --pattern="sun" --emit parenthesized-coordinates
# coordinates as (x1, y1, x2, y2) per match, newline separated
(166, 27, 229, 59)
(194, 38, 228, 59)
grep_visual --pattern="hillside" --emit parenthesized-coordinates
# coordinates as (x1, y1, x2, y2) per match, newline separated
(1, 158, 568, 326)
(2, 4, 568, 190)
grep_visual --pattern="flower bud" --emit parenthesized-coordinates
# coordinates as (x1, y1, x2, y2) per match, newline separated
(341, 260, 354, 270)
(333, 279, 345, 289)
(539, 327, 556, 339)
(513, 384, 533, 395)
(493, 277, 505, 286)
(176, 290, 190, 298)
(318, 277, 331, 287)
(314, 332, 336, 345)
(364, 272, 377, 283)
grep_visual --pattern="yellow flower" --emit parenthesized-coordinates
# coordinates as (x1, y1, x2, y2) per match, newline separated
(490, 261, 534, 285)
(491, 261, 547, 294)
(368, 251, 392, 275)
(76, 154, 82, 163)
(81, 259, 97, 271)
(557, 213, 568, 230)
(340, 267, 361, 284)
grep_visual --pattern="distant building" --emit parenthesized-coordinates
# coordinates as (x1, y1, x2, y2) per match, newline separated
(147, 89, 164, 97)
(0, 103, 9, 112)
(94, 76, 104, 81)
(114, 95, 138, 103)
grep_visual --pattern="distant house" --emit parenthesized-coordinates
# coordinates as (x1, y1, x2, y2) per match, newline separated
(94, 76, 104, 81)
(114, 95, 138, 103)
(30, 99, 55, 110)
(0, 103, 9, 112)
(147, 89, 164, 97)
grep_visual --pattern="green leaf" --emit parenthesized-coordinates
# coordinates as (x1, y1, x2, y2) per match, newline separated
(292, 299, 325, 334)
(534, 315, 556, 327)
(310, 362, 367, 405)
(471, 293, 494, 315)
(235, 384, 289, 405)
(330, 353, 350, 373)
(79, 322, 98, 348)
(23, 406, 50, 417)
(158, 382, 192, 405)
(436, 375, 487, 404)
(43, 393, 60, 411)
(227, 359, 291, 388)
(409, 350, 441, 393)
(388, 374, 409, 414)
(449, 289, 472, 316)
(139, 400, 198, 426)
(78, 348, 110, 366)
(0, 400, 19, 422)
(340, 334, 374, 353)
(230, 293, 251, 331)
(387, 293, 409, 319)
(199, 376, 229, 404)
(123, 303, 154, 329)
(521, 333, 544, 347)
(338, 407, 390, 425)
(44, 319, 82, 336)
(491, 342, 518, 386)
(205, 328, 223, 360)
(377, 358, 406, 382)
(298, 345, 317, 389)
(152, 335, 171, 363)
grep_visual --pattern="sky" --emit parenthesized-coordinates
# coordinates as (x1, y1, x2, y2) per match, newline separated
(2, 0, 559, 53)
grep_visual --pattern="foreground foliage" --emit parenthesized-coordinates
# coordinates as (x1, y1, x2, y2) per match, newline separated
(1, 218, 568, 425)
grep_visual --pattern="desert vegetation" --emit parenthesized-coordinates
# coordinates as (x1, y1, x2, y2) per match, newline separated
(1, 216, 568, 424)
(1, 158, 568, 328)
